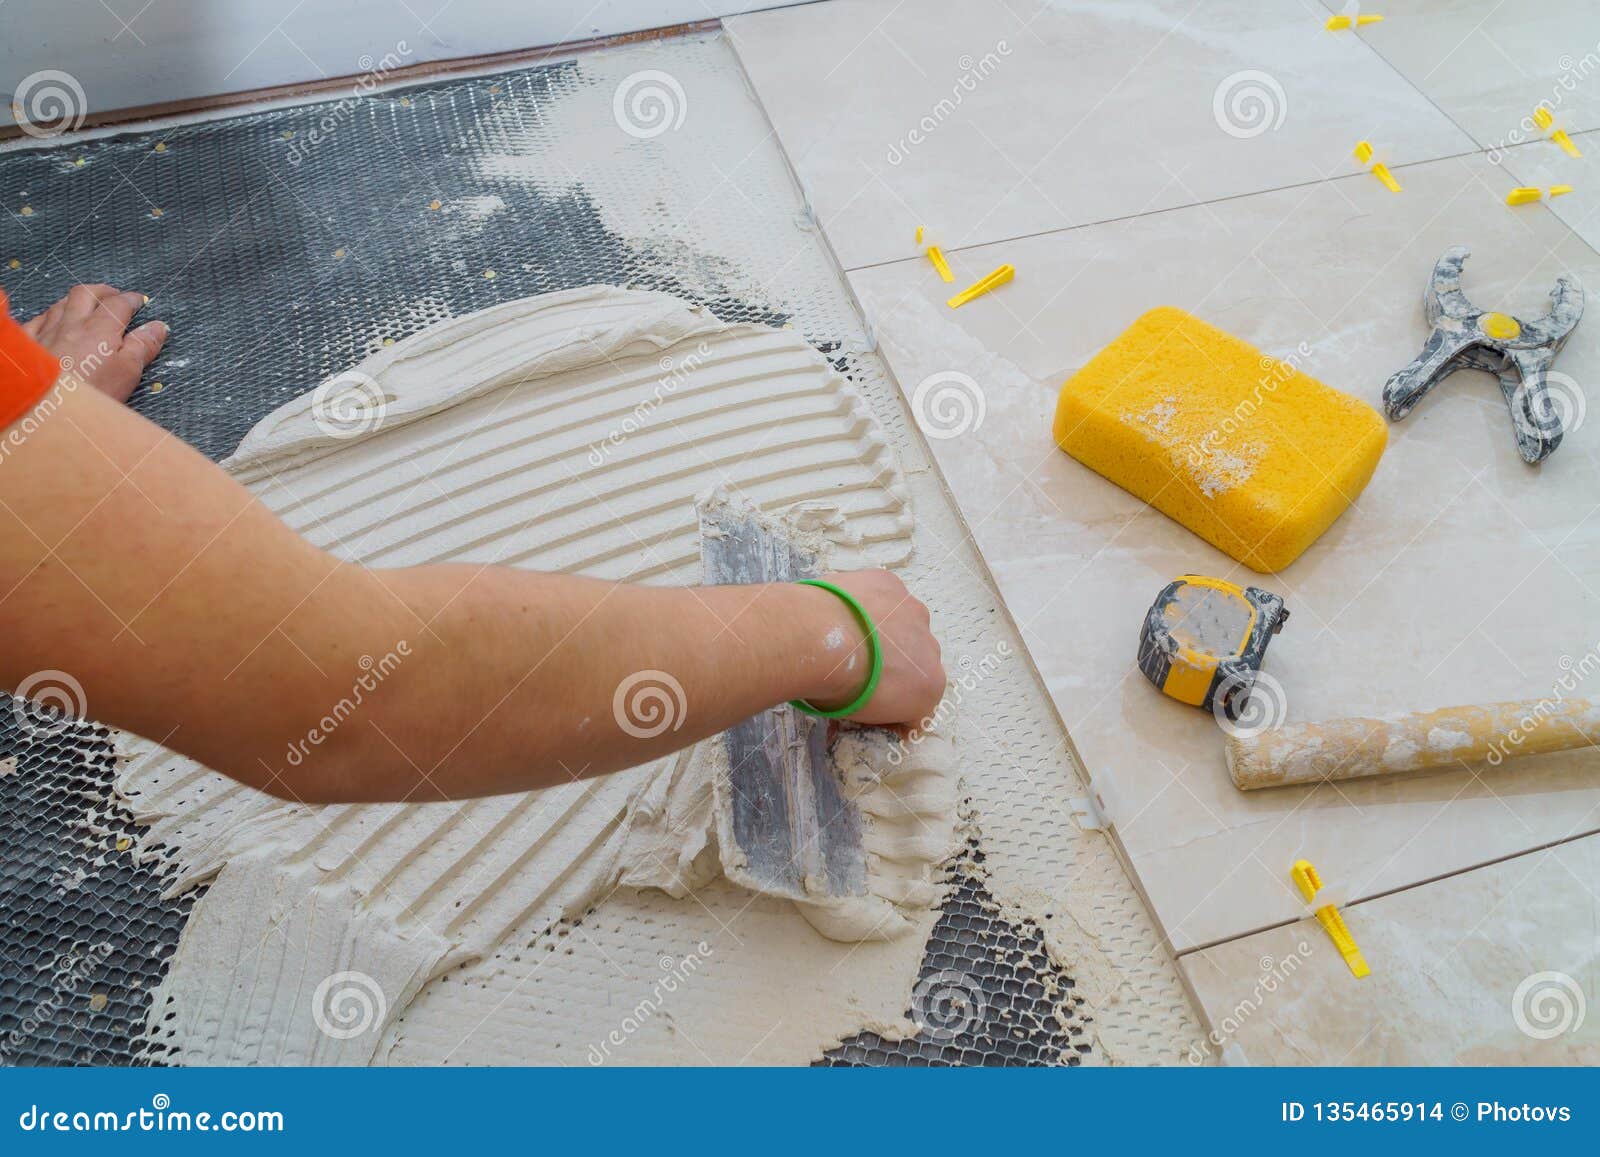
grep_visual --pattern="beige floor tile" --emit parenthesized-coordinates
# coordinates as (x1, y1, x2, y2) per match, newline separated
(727, 0, 1474, 268)
(1182, 833, 1600, 1065)
(848, 151, 1600, 951)
(1330, 0, 1600, 146)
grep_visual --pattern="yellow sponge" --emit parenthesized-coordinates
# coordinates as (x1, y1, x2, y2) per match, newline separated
(1053, 307, 1386, 573)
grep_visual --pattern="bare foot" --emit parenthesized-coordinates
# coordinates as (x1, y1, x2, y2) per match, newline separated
(21, 284, 168, 403)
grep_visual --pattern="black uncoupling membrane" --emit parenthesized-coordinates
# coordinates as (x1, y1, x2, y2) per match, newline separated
(822, 841, 1095, 1068)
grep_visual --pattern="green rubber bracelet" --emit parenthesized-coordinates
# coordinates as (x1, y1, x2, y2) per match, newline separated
(790, 579, 884, 719)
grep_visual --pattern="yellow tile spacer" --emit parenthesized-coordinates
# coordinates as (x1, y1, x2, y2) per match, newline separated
(1326, 13, 1383, 30)
(926, 245, 955, 283)
(1507, 185, 1574, 206)
(1290, 858, 1321, 903)
(1291, 858, 1369, 979)
(915, 225, 924, 246)
(1533, 106, 1583, 158)
(1353, 141, 1402, 192)
(947, 263, 1014, 309)
(1315, 906, 1371, 978)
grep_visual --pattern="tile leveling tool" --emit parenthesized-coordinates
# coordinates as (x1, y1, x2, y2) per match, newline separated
(1384, 246, 1584, 464)
(1137, 575, 1289, 720)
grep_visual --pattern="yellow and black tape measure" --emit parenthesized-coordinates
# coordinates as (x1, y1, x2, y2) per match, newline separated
(1137, 575, 1288, 719)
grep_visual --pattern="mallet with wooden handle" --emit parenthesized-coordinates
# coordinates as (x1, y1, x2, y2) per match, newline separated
(1225, 696, 1600, 790)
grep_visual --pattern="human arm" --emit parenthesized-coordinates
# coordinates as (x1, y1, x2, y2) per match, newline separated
(0, 289, 944, 804)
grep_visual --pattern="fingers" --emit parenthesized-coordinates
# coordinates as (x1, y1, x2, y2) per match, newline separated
(119, 320, 169, 369)
(20, 303, 58, 338)
(98, 290, 148, 330)
(16, 285, 167, 405)
(25, 285, 147, 340)
(62, 283, 120, 319)
(87, 321, 169, 405)
(58, 284, 148, 333)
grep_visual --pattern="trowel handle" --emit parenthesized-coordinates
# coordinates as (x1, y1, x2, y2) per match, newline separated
(1226, 697, 1600, 790)
(1383, 329, 1474, 420)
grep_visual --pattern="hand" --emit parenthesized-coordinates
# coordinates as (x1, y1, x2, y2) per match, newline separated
(799, 569, 945, 729)
(22, 284, 168, 403)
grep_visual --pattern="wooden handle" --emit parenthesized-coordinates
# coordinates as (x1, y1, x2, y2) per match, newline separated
(1226, 697, 1600, 790)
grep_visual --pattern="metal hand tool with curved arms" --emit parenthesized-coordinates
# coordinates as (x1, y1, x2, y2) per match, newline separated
(1383, 246, 1584, 464)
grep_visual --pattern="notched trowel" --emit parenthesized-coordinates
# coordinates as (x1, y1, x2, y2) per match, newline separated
(696, 490, 872, 908)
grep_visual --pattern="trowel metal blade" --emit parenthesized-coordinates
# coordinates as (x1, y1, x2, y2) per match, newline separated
(697, 493, 868, 904)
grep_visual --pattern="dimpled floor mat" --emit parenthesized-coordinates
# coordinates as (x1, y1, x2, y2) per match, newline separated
(0, 28, 1202, 1065)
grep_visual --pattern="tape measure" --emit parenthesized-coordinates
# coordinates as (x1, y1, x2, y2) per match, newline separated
(1137, 575, 1288, 719)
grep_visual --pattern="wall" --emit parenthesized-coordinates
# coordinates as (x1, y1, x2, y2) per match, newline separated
(1, 0, 797, 126)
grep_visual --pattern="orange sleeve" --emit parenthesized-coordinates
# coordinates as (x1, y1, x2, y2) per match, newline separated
(0, 291, 62, 431)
